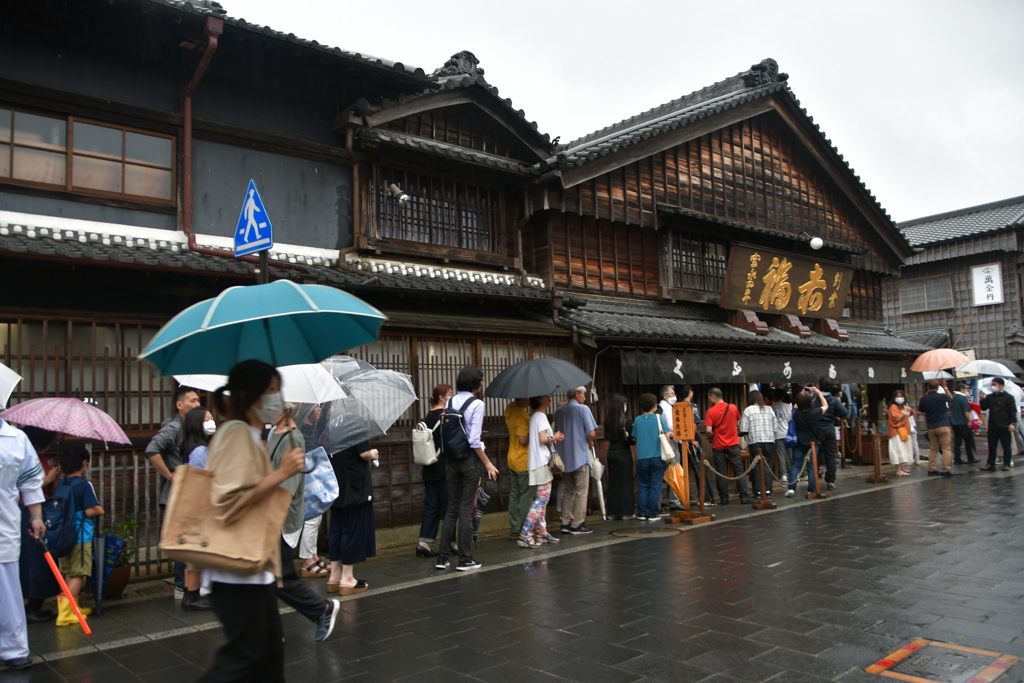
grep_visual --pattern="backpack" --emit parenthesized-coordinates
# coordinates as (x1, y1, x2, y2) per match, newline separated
(43, 478, 87, 559)
(784, 407, 799, 448)
(412, 420, 440, 466)
(439, 397, 478, 461)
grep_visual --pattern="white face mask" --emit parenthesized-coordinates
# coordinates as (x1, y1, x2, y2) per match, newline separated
(623, 405, 628, 414)
(203, 420, 217, 435)
(993, 386, 1003, 393)
(666, 396, 677, 406)
(253, 392, 283, 424)
(895, 397, 905, 405)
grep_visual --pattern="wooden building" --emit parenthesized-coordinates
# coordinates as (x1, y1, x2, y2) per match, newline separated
(883, 195, 1024, 362)
(1, 0, 930, 555)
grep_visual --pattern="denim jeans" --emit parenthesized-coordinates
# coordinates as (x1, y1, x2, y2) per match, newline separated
(440, 456, 481, 561)
(788, 444, 817, 494)
(636, 457, 665, 517)
(418, 477, 448, 544)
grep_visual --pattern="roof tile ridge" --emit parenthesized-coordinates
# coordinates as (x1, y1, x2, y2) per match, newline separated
(897, 194, 1024, 228)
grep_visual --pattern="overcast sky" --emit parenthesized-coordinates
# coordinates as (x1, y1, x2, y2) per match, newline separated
(231, 0, 1024, 222)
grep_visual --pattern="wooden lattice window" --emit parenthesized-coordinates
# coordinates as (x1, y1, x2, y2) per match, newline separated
(377, 167, 502, 252)
(665, 229, 728, 292)
(900, 276, 954, 314)
(846, 270, 883, 322)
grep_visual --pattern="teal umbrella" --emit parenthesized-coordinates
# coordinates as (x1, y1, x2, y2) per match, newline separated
(139, 281, 386, 375)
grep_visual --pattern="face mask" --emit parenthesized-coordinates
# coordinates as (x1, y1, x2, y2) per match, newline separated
(666, 396, 677, 406)
(895, 397, 905, 405)
(623, 405, 628, 414)
(253, 392, 283, 424)
(993, 386, 1003, 393)
(203, 420, 217, 435)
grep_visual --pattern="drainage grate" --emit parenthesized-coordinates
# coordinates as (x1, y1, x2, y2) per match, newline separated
(866, 639, 1018, 683)
(610, 527, 682, 538)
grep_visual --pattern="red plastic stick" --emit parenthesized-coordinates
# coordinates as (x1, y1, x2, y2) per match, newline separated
(39, 546, 92, 635)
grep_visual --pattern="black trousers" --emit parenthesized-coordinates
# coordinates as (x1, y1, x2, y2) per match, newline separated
(440, 456, 481, 561)
(712, 445, 749, 500)
(818, 430, 838, 484)
(747, 442, 776, 495)
(951, 424, 977, 463)
(196, 582, 284, 683)
(987, 427, 1013, 467)
(276, 537, 325, 623)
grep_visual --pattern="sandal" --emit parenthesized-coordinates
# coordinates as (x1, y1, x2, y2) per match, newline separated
(326, 581, 339, 593)
(338, 579, 369, 596)
(535, 532, 560, 544)
(300, 560, 329, 577)
(517, 535, 541, 549)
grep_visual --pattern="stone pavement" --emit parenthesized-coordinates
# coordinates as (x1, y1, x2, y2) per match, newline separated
(5, 460, 1023, 682)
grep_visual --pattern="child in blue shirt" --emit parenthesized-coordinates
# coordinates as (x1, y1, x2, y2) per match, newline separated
(54, 447, 104, 626)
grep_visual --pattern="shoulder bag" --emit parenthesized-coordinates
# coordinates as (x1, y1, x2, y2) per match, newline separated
(784, 407, 799, 448)
(302, 446, 339, 520)
(656, 414, 676, 463)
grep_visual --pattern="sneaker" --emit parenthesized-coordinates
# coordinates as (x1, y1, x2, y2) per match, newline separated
(826, 482, 836, 491)
(635, 516, 648, 522)
(435, 556, 450, 570)
(173, 588, 184, 600)
(1002, 465, 1011, 472)
(567, 523, 594, 535)
(942, 471, 953, 477)
(456, 558, 482, 571)
(658, 509, 672, 517)
(784, 489, 795, 498)
(560, 525, 572, 535)
(315, 600, 340, 643)
(781, 474, 788, 483)
(927, 470, 941, 476)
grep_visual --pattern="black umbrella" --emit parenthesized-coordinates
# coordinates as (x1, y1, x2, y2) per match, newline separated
(991, 358, 1024, 375)
(484, 358, 593, 399)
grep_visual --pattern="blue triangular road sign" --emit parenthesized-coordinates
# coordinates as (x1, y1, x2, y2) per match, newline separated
(234, 179, 274, 257)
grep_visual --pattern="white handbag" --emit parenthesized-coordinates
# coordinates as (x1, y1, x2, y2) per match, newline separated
(656, 415, 676, 463)
(412, 421, 440, 466)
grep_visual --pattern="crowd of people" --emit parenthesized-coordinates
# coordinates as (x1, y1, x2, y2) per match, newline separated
(2, 358, 1020, 679)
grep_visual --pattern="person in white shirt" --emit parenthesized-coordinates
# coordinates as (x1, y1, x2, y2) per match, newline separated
(771, 389, 793, 483)
(658, 385, 683, 510)
(740, 390, 777, 498)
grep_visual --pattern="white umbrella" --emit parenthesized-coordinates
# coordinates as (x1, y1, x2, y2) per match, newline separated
(0, 362, 22, 409)
(957, 359, 1016, 378)
(175, 364, 347, 404)
(978, 377, 1024, 403)
(922, 370, 954, 380)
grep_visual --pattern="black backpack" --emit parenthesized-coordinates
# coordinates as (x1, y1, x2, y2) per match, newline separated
(439, 397, 478, 461)
(43, 478, 87, 559)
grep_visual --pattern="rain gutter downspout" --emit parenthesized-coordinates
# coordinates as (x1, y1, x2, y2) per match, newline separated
(181, 16, 309, 276)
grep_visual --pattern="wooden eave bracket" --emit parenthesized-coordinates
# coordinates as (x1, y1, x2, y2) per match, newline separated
(728, 309, 769, 336)
(812, 318, 849, 341)
(774, 314, 812, 338)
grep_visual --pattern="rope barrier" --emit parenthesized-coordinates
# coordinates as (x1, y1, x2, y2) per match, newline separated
(702, 454, 763, 481)
(765, 451, 809, 485)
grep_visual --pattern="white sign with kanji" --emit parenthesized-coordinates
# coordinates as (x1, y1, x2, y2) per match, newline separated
(970, 263, 1003, 306)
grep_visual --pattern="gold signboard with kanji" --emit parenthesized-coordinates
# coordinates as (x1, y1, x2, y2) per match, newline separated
(720, 244, 854, 319)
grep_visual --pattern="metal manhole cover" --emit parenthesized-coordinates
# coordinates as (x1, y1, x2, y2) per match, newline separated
(866, 639, 1018, 682)
(610, 527, 682, 538)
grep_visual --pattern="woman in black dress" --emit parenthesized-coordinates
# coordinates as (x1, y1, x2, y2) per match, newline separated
(325, 413, 378, 595)
(416, 384, 452, 557)
(603, 393, 636, 519)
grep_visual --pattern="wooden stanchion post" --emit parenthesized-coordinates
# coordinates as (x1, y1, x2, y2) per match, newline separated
(806, 442, 830, 499)
(866, 431, 889, 483)
(677, 441, 715, 525)
(751, 447, 776, 510)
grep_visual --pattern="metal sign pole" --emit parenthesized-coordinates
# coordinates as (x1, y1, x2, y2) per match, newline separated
(258, 250, 268, 284)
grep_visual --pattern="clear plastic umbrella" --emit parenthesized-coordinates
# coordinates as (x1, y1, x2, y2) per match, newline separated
(318, 356, 418, 453)
(0, 362, 22, 408)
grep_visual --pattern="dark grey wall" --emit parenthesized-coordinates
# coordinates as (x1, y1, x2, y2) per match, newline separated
(0, 33, 179, 112)
(0, 192, 177, 230)
(191, 140, 352, 250)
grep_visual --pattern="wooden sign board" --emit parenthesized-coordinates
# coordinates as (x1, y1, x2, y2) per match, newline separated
(720, 244, 854, 320)
(673, 401, 696, 441)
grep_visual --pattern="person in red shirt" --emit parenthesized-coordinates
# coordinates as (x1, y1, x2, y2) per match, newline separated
(704, 388, 751, 505)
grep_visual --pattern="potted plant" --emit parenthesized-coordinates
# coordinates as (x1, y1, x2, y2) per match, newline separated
(101, 520, 138, 599)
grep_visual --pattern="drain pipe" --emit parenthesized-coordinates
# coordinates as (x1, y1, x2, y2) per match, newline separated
(181, 16, 308, 276)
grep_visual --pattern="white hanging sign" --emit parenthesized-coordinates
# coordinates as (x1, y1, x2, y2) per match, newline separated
(971, 263, 1003, 306)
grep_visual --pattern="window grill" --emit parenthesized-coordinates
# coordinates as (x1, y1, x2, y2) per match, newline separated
(900, 277, 954, 314)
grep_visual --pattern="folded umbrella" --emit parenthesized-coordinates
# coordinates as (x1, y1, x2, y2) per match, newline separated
(589, 447, 606, 520)
(139, 280, 386, 376)
(1, 398, 130, 448)
(0, 362, 22, 408)
(663, 462, 689, 509)
(484, 358, 592, 399)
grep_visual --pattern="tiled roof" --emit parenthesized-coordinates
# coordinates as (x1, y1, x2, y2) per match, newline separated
(148, 0, 431, 80)
(555, 59, 904, 241)
(561, 298, 930, 355)
(363, 51, 552, 151)
(896, 328, 950, 349)
(898, 194, 1024, 246)
(355, 129, 537, 174)
(0, 215, 557, 303)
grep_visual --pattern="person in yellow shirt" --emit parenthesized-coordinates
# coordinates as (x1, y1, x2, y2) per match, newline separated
(504, 399, 533, 539)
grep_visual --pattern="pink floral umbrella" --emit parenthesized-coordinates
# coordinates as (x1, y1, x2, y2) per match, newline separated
(0, 397, 131, 447)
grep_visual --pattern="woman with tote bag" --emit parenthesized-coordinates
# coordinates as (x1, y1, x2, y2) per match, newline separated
(196, 360, 305, 683)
